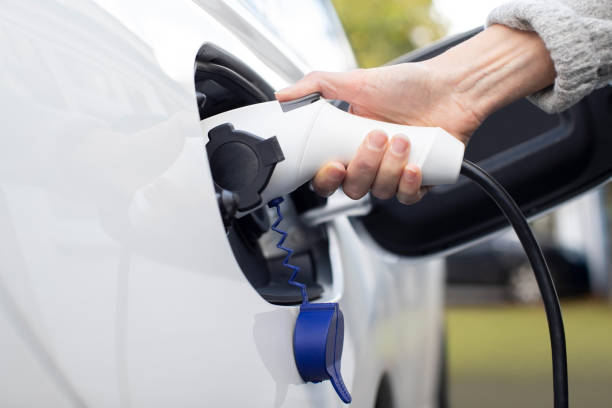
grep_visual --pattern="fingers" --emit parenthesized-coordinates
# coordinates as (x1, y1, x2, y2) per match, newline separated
(312, 162, 346, 197)
(343, 130, 388, 199)
(275, 70, 365, 102)
(397, 164, 427, 205)
(310, 132, 428, 206)
(371, 136, 411, 199)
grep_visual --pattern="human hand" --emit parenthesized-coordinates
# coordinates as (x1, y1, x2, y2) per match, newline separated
(276, 24, 555, 204)
(275, 62, 479, 204)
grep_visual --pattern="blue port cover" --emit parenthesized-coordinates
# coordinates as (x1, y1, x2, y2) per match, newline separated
(293, 302, 352, 403)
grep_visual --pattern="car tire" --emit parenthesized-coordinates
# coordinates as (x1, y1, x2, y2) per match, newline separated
(374, 373, 393, 408)
(437, 327, 448, 408)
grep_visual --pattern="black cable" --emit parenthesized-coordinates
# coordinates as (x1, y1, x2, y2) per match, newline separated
(460, 160, 568, 408)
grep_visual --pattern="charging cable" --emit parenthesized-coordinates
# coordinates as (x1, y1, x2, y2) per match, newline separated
(461, 160, 568, 408)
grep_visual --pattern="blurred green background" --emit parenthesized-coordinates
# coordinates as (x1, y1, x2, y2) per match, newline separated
(448, 301, 612, 407)
(331, 0, 446, 67)
(332, 2, 612, 407)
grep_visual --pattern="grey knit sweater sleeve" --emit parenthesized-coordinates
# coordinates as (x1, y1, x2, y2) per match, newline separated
(487, 0, 612, 113)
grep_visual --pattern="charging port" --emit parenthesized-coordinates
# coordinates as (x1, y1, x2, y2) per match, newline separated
(195, 43, 331, 305)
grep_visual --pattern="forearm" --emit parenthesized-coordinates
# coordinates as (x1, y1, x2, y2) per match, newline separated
(425, 24, 556, 122)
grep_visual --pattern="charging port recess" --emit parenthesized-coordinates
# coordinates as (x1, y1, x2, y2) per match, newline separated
(195, 43, 331, 305)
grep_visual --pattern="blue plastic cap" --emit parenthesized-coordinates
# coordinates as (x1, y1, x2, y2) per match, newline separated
(293, 302, 352, 403)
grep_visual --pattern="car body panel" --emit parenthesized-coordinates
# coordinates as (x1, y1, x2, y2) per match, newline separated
(0, 1, 443, 407)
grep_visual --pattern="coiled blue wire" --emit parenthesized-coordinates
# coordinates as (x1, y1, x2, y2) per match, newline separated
(268, 197, 309, 304)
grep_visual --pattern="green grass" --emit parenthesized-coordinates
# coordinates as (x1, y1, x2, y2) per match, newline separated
(447, 300, 612, 407)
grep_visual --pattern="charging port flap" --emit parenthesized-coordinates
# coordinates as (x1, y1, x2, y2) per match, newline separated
(195, 43, 275, 119)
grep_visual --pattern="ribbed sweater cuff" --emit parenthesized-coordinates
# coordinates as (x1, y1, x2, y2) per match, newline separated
(487, 1, 612, 113)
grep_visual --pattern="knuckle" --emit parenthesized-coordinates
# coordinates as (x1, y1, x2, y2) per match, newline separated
(304, 71, 323, 83)
(399, 174, 421, 196)
(371, 186, 394, 200)
(311, 181, 325, 194)
(396, 194, 417, 205)
(398, 183, 418, 198)
(318, 179, 338, 191)
(343, 186, 365, 200)
(354, 159, 377, 175)
(371, 182, 397, 200)
(313, 184, 330, 197)
(305, 70, 319, 79)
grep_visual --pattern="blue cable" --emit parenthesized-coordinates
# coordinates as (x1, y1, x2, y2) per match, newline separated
(269, 198, 351, 403)
(268, 197, 309, 304)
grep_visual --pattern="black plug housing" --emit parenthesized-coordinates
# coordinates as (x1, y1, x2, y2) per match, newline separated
(206, 123, 284, 212)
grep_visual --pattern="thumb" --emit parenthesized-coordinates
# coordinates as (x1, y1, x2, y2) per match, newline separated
(275, 69, 364, 103)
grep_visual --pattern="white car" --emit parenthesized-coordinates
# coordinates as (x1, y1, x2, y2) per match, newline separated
(1, 1, 611, 407)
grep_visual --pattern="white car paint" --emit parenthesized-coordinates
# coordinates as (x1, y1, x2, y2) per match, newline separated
(0, 1, 443, 407)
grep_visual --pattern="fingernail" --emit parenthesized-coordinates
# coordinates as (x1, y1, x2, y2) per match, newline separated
(368, 131, 387, 151)
(390, 137, 409, 156)
(403, 165, 417, 183)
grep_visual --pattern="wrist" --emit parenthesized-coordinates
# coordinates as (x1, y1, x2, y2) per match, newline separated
(418, 58, 484, 142)
(427, 24, 555, 121)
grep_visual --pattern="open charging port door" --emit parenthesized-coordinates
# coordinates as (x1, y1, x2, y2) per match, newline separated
(195, 43, 331, 305)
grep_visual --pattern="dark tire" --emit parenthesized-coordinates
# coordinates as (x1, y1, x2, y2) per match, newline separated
(374, 374, 394, 408)
(437, 327, 449, 408)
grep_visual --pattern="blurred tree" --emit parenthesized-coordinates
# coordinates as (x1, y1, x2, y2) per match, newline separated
(332, 0, 447, 68)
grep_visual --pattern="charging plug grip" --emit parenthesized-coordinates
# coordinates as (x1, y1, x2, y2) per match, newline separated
(202, 97, 464, 215)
